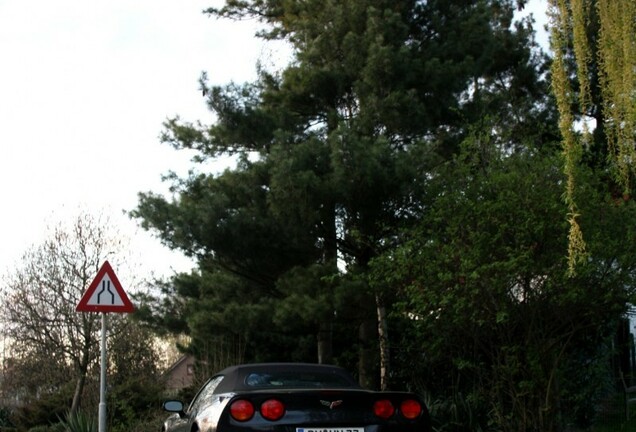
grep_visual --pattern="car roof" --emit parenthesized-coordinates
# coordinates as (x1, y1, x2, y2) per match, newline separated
(212, 362, 361, 394)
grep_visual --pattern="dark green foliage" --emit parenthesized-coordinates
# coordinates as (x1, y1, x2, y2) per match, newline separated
(133, 0, 552, 365)
(106, 318, 166, 432)
(0, 407, 14, 430)
(26, 424, 65, 432)
(371, 138, 636, 430)
(128, 1, 636, 430)
(107, 377, 165, 432)
(10, 380, 75, 431)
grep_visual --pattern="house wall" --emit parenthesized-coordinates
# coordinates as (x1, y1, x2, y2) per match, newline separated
(165, 355, 195, 395)
(628, 306, 636, 375)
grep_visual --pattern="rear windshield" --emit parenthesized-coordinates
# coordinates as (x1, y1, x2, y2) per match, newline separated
(245, 371, 355, 389)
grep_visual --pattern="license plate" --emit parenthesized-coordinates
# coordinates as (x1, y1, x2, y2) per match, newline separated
(296, 429, 363, 432)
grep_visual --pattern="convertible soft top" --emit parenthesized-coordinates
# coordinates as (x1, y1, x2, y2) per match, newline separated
(212, 363, 362, 394)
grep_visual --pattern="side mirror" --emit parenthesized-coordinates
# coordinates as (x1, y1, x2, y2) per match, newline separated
(163, 400, 185, 416)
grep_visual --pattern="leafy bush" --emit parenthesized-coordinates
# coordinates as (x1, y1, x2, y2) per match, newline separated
(0, 407, 15, 430)
(27, 423, 64, 432)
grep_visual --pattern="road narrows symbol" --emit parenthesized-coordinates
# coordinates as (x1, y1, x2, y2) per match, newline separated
(97, 280, 116, 305)
(76, 261, 134, 313)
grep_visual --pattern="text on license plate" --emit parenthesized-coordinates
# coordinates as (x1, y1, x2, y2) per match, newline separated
(296, 429, 363, 432)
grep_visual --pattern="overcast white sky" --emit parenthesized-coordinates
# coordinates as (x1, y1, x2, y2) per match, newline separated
(0, 0, 548, 282)
(0, 0, 290, 280)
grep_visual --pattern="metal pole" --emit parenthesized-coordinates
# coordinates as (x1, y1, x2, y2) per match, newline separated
(99, 313, 107, 432)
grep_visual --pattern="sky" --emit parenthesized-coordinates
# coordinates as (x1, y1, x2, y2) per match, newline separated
(0, 0, 291, 280)
(0, 0, 548, 283)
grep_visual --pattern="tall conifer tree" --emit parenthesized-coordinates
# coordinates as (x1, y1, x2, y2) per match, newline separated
(134, 0, 551, 387)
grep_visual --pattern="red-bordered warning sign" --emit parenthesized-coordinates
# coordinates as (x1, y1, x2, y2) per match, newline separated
(76, 261, 134, 313)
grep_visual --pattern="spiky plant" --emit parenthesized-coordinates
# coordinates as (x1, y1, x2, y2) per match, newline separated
(57, 410, 97, 432)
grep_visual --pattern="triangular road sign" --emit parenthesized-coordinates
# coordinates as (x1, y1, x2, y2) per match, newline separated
(76, 260, 134, 313)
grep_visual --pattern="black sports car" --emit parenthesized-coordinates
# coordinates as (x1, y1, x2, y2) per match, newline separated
(162, 362, 431, 432)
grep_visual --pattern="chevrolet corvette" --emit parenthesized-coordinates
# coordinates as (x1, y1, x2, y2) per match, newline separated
(162, 362, 431, 432)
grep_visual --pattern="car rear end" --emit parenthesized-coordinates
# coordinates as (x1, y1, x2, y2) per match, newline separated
(215, 388, 431, 432)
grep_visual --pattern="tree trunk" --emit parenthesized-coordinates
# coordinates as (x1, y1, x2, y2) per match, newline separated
(71, 333, 92, 415)
(317, 198, 338, 364)
(358, 319, 378, 389)
(70, 373, 86, 415)
(317, 321, 333, 364)
(376, 294, 390, 390)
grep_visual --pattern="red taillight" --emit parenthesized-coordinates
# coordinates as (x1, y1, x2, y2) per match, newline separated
(373, 399, 395, 419)
(400, 399, 423, 419)
(230, 399, 255, 421)
(260, 399, 285, 421)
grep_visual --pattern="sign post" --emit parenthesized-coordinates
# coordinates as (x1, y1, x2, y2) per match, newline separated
(76, 261, 134, 432)
(99, 313, 107, 432)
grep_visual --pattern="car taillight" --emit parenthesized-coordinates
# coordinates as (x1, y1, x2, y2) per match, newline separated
(400, 399, 422, 419)
(373, 399, 395, 419)
(260, 399, 285, 421)
(230, 399, 255, 421)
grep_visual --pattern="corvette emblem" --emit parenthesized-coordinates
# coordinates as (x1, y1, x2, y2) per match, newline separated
(320, 399, 343, 409)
